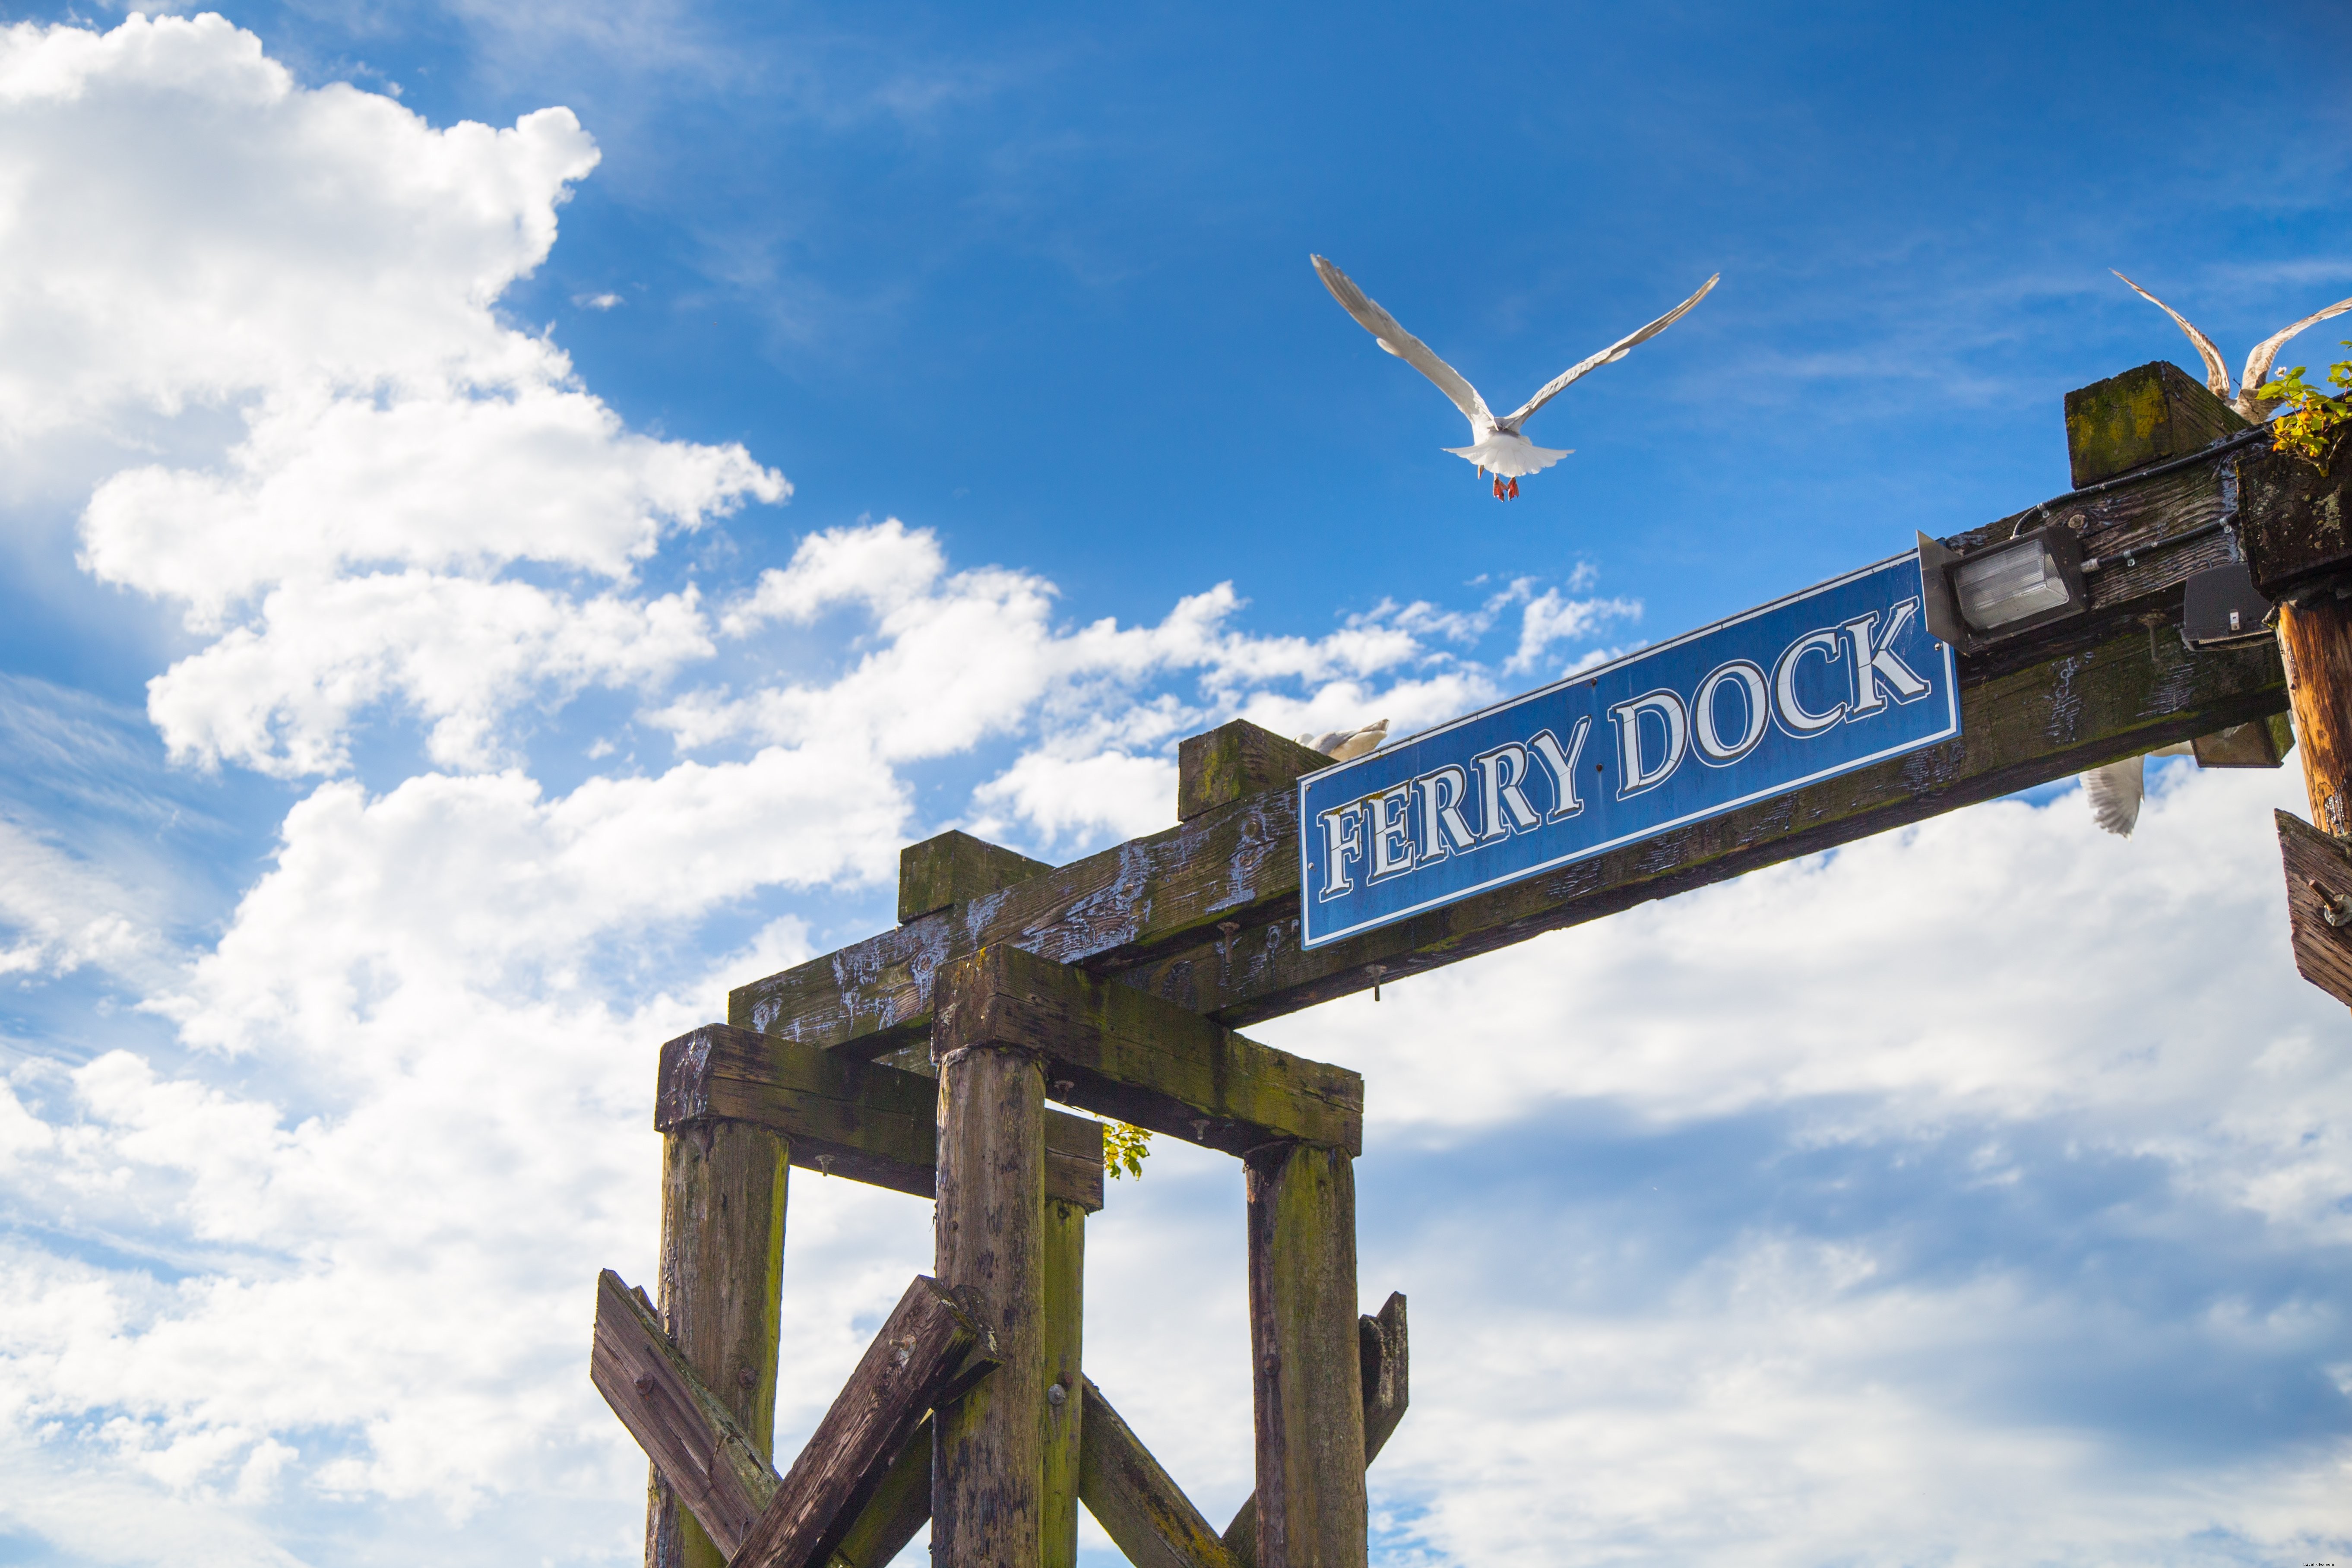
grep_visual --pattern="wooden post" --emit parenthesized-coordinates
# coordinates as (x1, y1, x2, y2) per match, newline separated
(932, 1040, 1048, 1567)
(1244, 1142, 1365, 1568)
(1041, 1197, 1085, 1568)
(646, 1121, 788, 1568)
(2277, 594, 2352, 837)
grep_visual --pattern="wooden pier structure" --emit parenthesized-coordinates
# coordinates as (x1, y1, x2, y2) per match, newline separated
(590, 360, 2352, 1567)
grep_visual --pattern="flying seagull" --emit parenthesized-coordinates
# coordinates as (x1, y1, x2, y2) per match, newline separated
(2081, 743, 2194, 837)
(2112, 270, 2352, 420)
(1313, 255, 1718, 500)
(1302, 718, 1388, 761)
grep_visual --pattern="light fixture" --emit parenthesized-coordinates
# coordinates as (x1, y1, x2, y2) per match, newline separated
(2179, 561, 2273, 651)
(1916, 524, 2091, 651)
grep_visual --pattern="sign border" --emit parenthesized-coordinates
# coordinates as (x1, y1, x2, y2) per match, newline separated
(1295, 551, 1960, 949)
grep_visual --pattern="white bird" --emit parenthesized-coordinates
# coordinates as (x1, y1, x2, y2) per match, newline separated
(2111, 270, 2352, 421)
(1302, 719, 1388, 761)
(2081, 743, 2194, 837)
(1313, 254, 1718, 500)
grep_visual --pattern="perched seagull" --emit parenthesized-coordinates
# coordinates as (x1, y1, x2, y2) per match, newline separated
(1313, 255, 1718, 499)
(1303, 719, 1388, 761)
(2112, 270, 2352, 420)
(2081, 743, 2194, 837)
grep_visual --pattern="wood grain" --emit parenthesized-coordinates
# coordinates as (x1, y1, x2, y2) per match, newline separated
(933, 944, 1363, 1156)
(2279, 595, 2352, 836)
(592, 1268, 779, 1558)
(1075, 1378, 1236, 1568)
(658, 1022, 1104, 1212)
(1042, 1199, 1086, 1568)
(1179, 720, 1333, 822)
(2277, 809, 2352, 1007)
(1244, 1143, 1365, 1568)
(902, 830, 1054, 925)
(825, 1419, 934, 1568)
(732, 1274, 990, 1568)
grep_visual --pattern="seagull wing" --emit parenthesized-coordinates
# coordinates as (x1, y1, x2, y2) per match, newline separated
(2082, 757, 2145, 837)
(1499, 274, 1719, 429)
(2242, 293, 2352, 402)
(1313, 256, 1493, 428)
(2113, 270, 2232, 401)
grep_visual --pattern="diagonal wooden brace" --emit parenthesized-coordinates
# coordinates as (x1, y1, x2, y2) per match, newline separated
(592, 1268, 997, 1566)
(933, 944, 1362, 1157)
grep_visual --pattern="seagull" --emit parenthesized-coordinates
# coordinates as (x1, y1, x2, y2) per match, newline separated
(1302, 719, 1388, 761)
(2081, 743, 2194, 837)
(2111, 270, 2352, 420)
(1313, 255, 1718, 499)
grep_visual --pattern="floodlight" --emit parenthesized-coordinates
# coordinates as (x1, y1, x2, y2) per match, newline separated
(1916, 524, 2090, 651)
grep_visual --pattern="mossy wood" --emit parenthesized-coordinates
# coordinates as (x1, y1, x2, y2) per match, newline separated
(932, 1042, 1050, 1567)
(1180, 720, 1333, 822)
(2233, 440, 2352, 599)
(649, 1121, 789, 1568)
(2191, 713, 2292, 769)
(933, 943, 1363, 1157)
(901, 830, 1054, 925)
(593, 1268, 779, 1557)
(825, 1419, 934, 1568)
(657, 1022, 1104, 1211)
(1222, 1293, 1407, 1568)
(1244, 1142, 1366, 1568)
(1075, 1377, 1237, 1568)
(1042, 1200, 1086, 1568)
(730, 1274, 993, 1568)
(2276, 810, 2352, 1008)
(2062, 359, 2248, 489)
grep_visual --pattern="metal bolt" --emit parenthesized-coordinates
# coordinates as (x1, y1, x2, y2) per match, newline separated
(1046, 1383, 1067, 1407)
(738, 1367, 756, 1388)
(633, 1374, 655, 1397)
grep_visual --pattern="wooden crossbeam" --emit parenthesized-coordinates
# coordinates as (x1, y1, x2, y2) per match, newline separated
(657, 1022, 1106, 1211)
(591, 1269, 994, 1567)
(934, 943, 1363, 1156)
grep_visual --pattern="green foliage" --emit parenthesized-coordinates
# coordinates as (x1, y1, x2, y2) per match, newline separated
(1103, 1121, 1153, 1179)
(2263, 342, 2352, 468)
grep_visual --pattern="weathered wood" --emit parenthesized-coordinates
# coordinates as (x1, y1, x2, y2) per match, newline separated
(934, 944, 1362, 1157)
(594, 1268, 780, 1558)
(1223, 1293, 1408, 1568)
(658, 1023, 1104, 1212)
(2192, 713, 2292, 768)
(648, 1121, 789, 1568)
(2279, 594, 2352, 837)
(2063, 359, 2247, 489)
(1075, 1378, 1236, 1568)
(2237, 440, 2352, 600)
(902, 830, 1054, 924)
(2277, 810, 2352, 1008)
(932, 1042, 1049, 1568)
(1180, 720, 1333, 822)
(732, 1274, 992, 1568)
(1041, 1197, 1086, 1568)
(732, 618, 2283, 1053)
(828, 1418, 934, 1568)
(1244, 1142, 1364, 1568)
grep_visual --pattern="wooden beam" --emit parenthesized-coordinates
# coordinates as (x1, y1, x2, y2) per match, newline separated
(1180, 720, 1332, 822)
(1075, 1377, 1236, 1568)
(1243, 1143, 1365, 1568)
(826, 1418, 933, 1568)
(593, 1268, 778, 1558)
(657, 1023, 1104, 1211)
(901, 830, 1053, 924)
(933, 944, 1362, 1157)
(731, 1274, 994, 1568)
(2063, 360, 2247, 489)
(1222, 1293, 1407, 1568)
(732, 614, 2282, 1056)
(647, 1121, 788, 1568)
(932, 1039, 1050, 1568)
(2277, 809, 2352, 1007)
(1042, 1197, 1086, 1568)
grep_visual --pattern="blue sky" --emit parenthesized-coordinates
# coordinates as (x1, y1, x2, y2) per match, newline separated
(0, 1, 2347, 1564)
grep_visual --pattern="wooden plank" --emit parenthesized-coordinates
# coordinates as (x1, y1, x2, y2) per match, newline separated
(731, 612, 2285, 1054)
(2063, 360, 2247, 488)
(1075, 1377, 1236, 1568)
(647, 1121, 789, 1568)
(1243, 1142, 1365, 1568)
(2236, 437, 2352, 599)
(2279, 595, 2352, 837)
(2277, 810, 2352, 1007)
(1222, 1293, 1407, 1568)
(931, 1042, 1049, 1568)
(902, 830, 1053, 924)
(1180, 720, 1333, 822)
(592, 1268, 779, 1559)
(732, 1274, 991, 1568)
(827, 1419, 933, 1568)
(1042, 1198, 1086, 1568)
(933, 944, 1362, 1157)
(656, 1023, 1104, 1211)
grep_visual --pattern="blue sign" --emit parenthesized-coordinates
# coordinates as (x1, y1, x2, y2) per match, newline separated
(1298, 552, 1959, 948)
